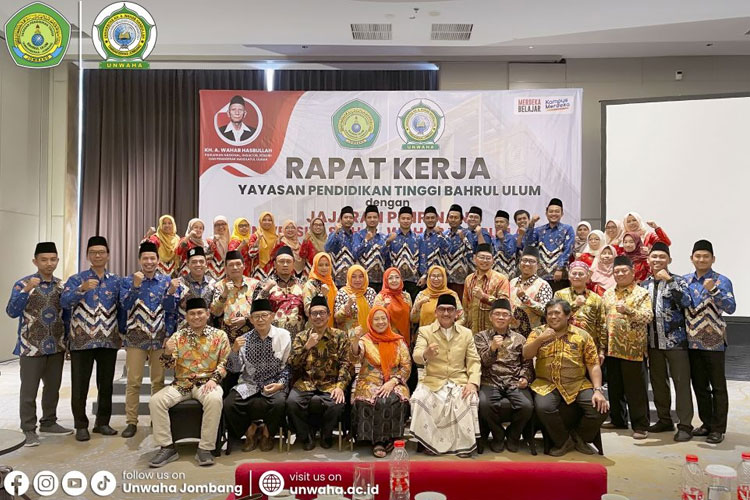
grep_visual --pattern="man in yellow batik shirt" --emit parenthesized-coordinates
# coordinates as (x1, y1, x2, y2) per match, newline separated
(462, 243, 510, 334)
(601, 255, 653, 439)
(523, 298, 609, 457)
(554, 261, 606, 350)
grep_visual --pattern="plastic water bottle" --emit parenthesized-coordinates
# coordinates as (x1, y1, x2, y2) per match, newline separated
(682, 454, 706, 500)
(389, 440, 410, 500)
(737, 452, 750, 500)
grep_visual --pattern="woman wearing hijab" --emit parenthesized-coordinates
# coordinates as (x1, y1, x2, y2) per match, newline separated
(334, 264, 377, 335)
(574, 221, 591, 258)
(580, 229, 605, 267)
(604, 219, 625, 249)
(271, 220, 309, 279)
(374, 268, 413, 343)
(622, 232, 650, 282)
(228, 217, 253, 276)
(207, 216, 230, 281)
(143, 214, 180, 276)
(590, 244, 617, 295)
(245, 212, 279, 280)
(410, 265, 464, 328)
(301, 217, 327, 277)
(623, 212, 671, 251)
(302, 253, 337, 327)
(350, 307, 411, 458)
(176, 218, 208, 276)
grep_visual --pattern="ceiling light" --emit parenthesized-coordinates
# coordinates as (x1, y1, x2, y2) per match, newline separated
(529, 45, 534, 49)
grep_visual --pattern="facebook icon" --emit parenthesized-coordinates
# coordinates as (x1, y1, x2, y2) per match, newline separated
(3, 470, 30, 496)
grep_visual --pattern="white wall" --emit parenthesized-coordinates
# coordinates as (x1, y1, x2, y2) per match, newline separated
(0, 49, 68, 360)
(440, 56, 750, 228)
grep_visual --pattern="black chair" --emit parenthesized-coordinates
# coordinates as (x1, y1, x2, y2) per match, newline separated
(537, 405, 604, 456)
(168, 399, 227, 457)
(286, 395, 351, 452)
(478, 398, 537, 455)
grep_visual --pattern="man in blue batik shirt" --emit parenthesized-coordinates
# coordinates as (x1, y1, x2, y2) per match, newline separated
(62, 236, 125, 442)
(464, 207, 492, 273)
(443, 204, 474, 298)
(492, 210, 518, 279)
(418, 206, 449, 287)
(354, 205, 389, 292)
(641, 242, 693, 442)
(684, 239, 736, 445)
(6, 242, 73, 446)
(325, 205, 357, 288)
(119, 241, 180, 439)
(386, 206, 421, 300)
(525, 198, 575, 288)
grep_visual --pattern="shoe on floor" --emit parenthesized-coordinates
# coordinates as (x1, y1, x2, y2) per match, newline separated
(489, 439, 504, 453)
(259, 430, 275, 452)
(706, 432, 725, 444)
(92, 424, 118, 436)
(549, 437, 576, 457)
(39, 423, 73, 436)
(632, 430, 649, 440)
(674, 429, 693, 442)
(75, 428, 90, 442)
(149, 446, 179, 468)
(571, 431, 596, 455)
(648, 421, 675, 433)
(692, 426, 710, 437)
(505, 437, 521, 453)
(302, 439, 316, 451)
(242, 423, 259, 452)
(121, 424, 137, 438)
(23, 430, 40, 447)
(195, 449, 215, 466)
(320, 434, 334, 449)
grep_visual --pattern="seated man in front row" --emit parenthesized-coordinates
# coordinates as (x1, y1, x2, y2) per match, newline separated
(523, 298, 609, 456)
(410, 294, 481, 457)
(286, 295, 353, 450)
(224, 298, 291, 452)
(474, 298, 534, 453)
(148, 297, 231, 468)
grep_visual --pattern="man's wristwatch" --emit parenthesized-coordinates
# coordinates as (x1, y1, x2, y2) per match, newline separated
(593, 386, 605, 394)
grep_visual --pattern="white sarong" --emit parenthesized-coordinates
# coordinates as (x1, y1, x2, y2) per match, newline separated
(409, 381, 480, 457)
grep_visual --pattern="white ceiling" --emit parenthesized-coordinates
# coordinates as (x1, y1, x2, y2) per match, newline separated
(2, 0, 750, 62)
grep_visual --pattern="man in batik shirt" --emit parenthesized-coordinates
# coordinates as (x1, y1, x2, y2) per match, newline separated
(509, 246, 553, 337)
(684, 239, 736, 444)
(325, 205, 357, 287)
(6, 242, 72, 446)
(492, 210, 518, 279)
(601, 255, 653, 439)
(354, 205, 388, 292)
(254, 246, 306, 339)
(525, 198, 575, 288)
(554, 260, 605, 350)
(386, 206, 421, 300)
(286, 295, 353, 450)
(474, 298, 533, 453)
(418, 206, 449, 287)
(641, 242, 693, 442)
(462, 243, 510, 334)
(442, 204, 473, 298)
(171, 246, 216, 332)
(523, 298, 609, 457)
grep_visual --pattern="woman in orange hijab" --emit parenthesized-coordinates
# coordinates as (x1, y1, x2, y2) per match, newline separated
(142, 214, 180, 276)
(350, 306, 411, 458)
(334, 264, 376, 335)
(302, 252, 337, 327)
(374, 268, 413, 345)
(243, 212, 278, 279)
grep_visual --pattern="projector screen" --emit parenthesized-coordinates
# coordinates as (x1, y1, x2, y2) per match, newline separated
(603, 94, 749, 317)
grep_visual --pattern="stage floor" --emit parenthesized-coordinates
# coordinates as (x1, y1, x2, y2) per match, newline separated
(0, 351, 748, 500)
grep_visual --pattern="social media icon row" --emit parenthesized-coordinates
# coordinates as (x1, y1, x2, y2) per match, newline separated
(3, 470, 116, 496)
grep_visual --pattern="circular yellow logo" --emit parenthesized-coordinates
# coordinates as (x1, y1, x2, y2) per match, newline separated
(12, 12, 63, 63)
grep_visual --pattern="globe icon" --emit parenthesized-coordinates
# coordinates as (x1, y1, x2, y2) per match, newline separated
(261, 474, 282, 494)
(31, 33, 45, 46)
(113, 24, 134, 48)
(351, 122, 361, 133)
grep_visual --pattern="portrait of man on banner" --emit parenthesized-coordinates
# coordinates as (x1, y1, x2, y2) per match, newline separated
(216, 95, 260, 145)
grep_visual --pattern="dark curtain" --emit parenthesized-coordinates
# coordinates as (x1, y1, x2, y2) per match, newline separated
(273, 69, 438, 91)
(81, 69, 438, 274)
(81, 69, 265, 274)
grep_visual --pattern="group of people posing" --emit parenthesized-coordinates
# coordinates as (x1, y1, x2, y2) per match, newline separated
(6, 197, 735, 466)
